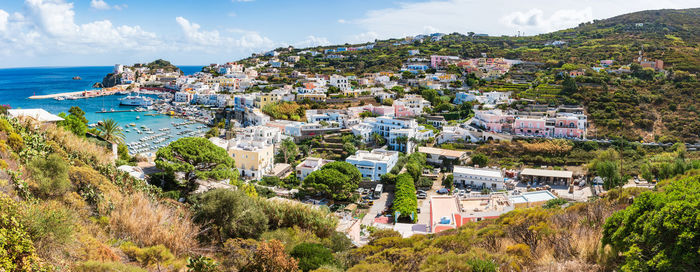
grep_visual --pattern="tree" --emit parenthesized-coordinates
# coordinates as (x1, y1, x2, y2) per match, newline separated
(302, 162, 361, 201)
(97, 118, 125, 144)
(205, 127, 220, 139)
(443, 174, 454, 189)
(156, 137, 238, 185)
(471, 153, 488, 167)
(68, 106, 88, 124)
(589, 149, 622, 189)
(195, 189, 269, 241)
(562, 75, 578, 95)
(57, 113, 88, 136)
(371, 133, 386, 146)
(290, 243, 334, 272)
(279, 138, 299, 164)
(602, 175, 700, 271)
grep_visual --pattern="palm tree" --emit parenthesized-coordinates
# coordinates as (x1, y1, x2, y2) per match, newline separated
(97, 118, 125, 144)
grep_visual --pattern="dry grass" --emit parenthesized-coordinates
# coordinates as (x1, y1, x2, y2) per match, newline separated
(109, 192, 199, 255)
(40, 123, 113, 166)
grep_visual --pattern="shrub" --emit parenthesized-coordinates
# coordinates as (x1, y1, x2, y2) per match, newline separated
(28, 153, 71, 197)
(0, 118, 13, 133)
(195, 189, 269, 240)
(20, 201, 76, 260)
(7, 132, 24, 151)
(602, 174, 700, 271)
(291, 243, 334, 272)
(0, 194, 43, 271)
(74, 261, 147, 272)
(110, 193, 198, 255)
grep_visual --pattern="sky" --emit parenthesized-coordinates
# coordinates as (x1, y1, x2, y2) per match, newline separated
(0, 0, 697, 68)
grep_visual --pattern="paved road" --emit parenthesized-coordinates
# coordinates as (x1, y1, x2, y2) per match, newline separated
(416, 175, 444, 226)
(361, 191, 393, 226)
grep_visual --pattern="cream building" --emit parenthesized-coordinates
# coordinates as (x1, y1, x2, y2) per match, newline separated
(210, 137, 274, 180)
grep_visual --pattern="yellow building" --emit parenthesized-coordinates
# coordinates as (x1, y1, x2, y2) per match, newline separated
(343, 89, 364, 98)
(209, 138, 274, 179)
(205, 77, 240, 89)
(296, 92, 326, 101)
(254, 93, 281, 109)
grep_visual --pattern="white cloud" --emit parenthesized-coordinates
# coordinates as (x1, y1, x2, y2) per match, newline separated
(175, 16, 274, 51)
(501, 8, 593, 33)
(228, 11, 237, 17)
(337, 19, 346, 24)
(0, 0, 160, 58)
(0, 9, 8, 32)
(293, 35, 330, 48)
(90, 0, 126, 11)
(349, 31, 379, 43)
(350, 0, 700, 39)
(90, 0, 110, 10)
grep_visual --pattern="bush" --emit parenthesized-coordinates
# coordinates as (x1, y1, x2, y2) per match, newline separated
(110, 193, 198, 255)
(602, 174, 700, 271)
(28, 153, 71, 198)
(7, 132, 24, 151)
(0, 194, 42, 271)
(195, 189, 269, 240)
(291, 243, 335, 272)
(471, 153, 488, 166)
(74, 261, 147, 272)
(20, 201, 76, 259)
(0, 118, 13, 133)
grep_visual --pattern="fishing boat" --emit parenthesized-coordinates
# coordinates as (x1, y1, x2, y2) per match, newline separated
(72, 76, 81, 80)
(136, 116, 140, 120)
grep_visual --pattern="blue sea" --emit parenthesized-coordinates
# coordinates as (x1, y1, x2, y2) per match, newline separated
(0, 66, 206, 147)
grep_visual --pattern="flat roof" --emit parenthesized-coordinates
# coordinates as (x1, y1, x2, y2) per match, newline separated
(418, 147, 466, 159)
(520, 168, 573, 179)
(8, 109, 64, 122)
(510, 190, 557, 204)
(453, 166, 503, 179)
(430, 196, 459, 226)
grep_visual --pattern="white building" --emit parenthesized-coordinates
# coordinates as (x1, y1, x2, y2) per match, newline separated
(453, 166, 506, 190)
(295, 157, 334, 181)
(351, 117, 433, 153)
(329, 75, 351, 91)
(114, 64, 124, 74)
(346, 149, 399, 181)
(436, 126, 480, 144)
(174, 92, 194, 103)
(395, 94, 431, 115)
(237, 125, 282, 145)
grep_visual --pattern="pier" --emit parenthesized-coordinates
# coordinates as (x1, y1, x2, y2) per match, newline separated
(95, 110, 137, 113)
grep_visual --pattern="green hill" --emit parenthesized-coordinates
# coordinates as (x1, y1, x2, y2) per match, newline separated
(243, 8, 700, 142)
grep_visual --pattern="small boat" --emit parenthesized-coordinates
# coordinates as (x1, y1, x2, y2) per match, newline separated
(136, 116, 140, 120)
(72, 76, 81, 80)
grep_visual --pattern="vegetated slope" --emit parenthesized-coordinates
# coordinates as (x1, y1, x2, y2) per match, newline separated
(245, 8, 700, 142)
(343, 171, 700, 272)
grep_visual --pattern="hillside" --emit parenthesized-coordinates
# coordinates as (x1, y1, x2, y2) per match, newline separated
(1, 112, 698, 271)
(245, 8, 700, 142)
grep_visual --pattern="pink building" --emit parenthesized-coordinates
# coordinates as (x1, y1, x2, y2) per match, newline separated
(430, 55, 460, 68)
(473, 110, 510, 132)
(513, 117, 549, 137)
(553, 115, 585, 138)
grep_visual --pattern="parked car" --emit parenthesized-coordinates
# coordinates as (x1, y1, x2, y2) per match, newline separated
(417, 193, 427, 199)
(417, 208, 421, 214)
